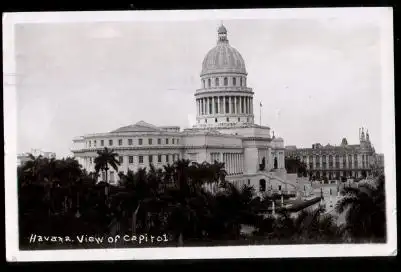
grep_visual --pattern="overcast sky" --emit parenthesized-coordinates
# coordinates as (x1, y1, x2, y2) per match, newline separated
(14, 11, 386, 158)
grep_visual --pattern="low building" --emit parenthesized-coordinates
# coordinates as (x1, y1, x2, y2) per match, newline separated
(284, 128, 379, 180)
(17, 149, 56, 166)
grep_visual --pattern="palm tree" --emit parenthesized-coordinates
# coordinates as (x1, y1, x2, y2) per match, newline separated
(94, 147, 120, 185)
(335, 174, 386, 242)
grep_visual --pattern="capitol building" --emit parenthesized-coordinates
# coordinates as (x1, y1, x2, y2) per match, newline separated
(71, 24, 291, 192)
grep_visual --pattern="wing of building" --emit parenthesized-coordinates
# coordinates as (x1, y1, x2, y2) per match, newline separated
(71, 24, 290, 193)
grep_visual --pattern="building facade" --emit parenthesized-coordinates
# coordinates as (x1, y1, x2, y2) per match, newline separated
(284, 128, 378, 180)
(72, 24, 290, 192)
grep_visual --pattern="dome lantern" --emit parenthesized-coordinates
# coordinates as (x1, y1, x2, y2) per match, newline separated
(217, 23, 228, 43)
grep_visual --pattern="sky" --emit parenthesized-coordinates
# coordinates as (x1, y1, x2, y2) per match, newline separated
(14, 11, 386, 158)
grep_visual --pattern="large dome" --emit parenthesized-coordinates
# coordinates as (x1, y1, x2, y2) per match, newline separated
(201, 25, 247, 76)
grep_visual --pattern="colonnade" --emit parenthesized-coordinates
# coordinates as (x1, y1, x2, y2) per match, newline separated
(196, 96, 253, 116)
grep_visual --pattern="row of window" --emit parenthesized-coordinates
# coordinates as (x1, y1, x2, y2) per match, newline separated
(89, 154, 180, 164)
(201, 117, 251, 123)
(87, 137, 180, 148)
(309, 161, 367, 170)
(202, 76, 246, 89)
(299, 154, 369, 163)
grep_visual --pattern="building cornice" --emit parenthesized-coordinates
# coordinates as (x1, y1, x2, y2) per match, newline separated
(195, 87, 254, 97)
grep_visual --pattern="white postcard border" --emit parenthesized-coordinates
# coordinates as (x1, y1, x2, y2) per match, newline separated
(3, 8, 396, 262)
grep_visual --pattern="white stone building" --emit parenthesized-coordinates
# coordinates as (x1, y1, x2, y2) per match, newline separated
(71, 24, 290, 193)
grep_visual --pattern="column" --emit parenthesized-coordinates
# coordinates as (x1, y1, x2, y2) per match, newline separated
(245, 97, 248, 114)
(205, 98, 208, 115)
(229, 97, 232, 114)
(235, 154, 238, 174)
(217, 96, 221, 114)
(230, 154, 233, 174)
(228, 154, 231, 174)
(250, 98, 253, 115)
(240, 154, 243, 173)
(223, 97, 226, 114)
(212, 96, 215, 114)
(313, 155, 316, 169)
(240, 96, 243, 114)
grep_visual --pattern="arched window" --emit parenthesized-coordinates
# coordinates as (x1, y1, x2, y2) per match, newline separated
(240, 77, 243, 86)
(208, 78, 211, 88)
(224, 77, 228, 86)
(233, 77, 237, 86)
(215, 78, 219, 86)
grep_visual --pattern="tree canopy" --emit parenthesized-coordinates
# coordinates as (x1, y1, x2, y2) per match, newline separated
(17, 152, 386, 249)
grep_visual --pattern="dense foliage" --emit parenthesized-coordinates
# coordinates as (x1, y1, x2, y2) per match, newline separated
(17, 150, 386, 249)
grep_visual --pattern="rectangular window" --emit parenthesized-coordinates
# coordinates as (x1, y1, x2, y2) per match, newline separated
(109, 171, 115, 183)
(158, 155, 162, 163)
(148, 138, 153, 145)
(177, 139, 179, 144)
(172, 138, 175, 144)
(139, 155, 143, 164)
(157, 138, 161, 145)
(101, 140, 104, 146)
(166, 138, 169, 144)
(128, 139, 133, 145)
(89, 141, 91, 147)
(166, 154, 170, 162)
(149, 155, 153, 163)
(94, 140, 97, 147)
(109, 139, 113, 146)
(119, 156, 123, 163)
(138, 139, 143, 145)
(118, 139, 123, 146)
(129, 156, 133, 164)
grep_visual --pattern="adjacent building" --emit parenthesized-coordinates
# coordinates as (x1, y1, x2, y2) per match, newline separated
(17, 148, 56, 166)
(71, 24, 291, 192)
(284, 128, 378, 180)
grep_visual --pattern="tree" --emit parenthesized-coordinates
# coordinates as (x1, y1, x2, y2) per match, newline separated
(335, 174, 386, 242)
(285, 157, 307, 176)
(94, 147, 120, 184)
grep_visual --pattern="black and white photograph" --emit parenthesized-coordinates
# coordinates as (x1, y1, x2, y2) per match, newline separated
(4, 8, 396, 261)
